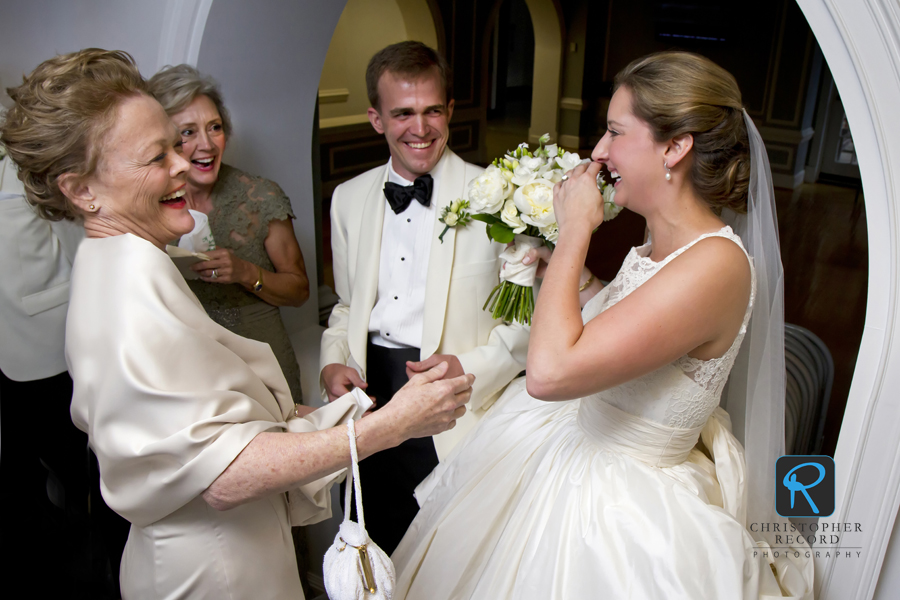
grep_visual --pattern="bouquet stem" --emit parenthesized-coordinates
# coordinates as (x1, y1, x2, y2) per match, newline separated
(483, 280, 535, 326)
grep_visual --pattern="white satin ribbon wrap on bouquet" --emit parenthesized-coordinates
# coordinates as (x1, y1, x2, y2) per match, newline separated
(498, 234, 543, 286)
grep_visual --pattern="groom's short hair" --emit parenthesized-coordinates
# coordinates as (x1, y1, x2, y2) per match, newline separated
(366, 41, 453, 110)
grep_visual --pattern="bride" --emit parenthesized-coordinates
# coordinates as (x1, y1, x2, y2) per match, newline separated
(391, 52, 814, 599)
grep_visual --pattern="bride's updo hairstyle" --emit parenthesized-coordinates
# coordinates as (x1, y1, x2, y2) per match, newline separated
(615, 51, 750, 214)
(0, 48, 147, 221)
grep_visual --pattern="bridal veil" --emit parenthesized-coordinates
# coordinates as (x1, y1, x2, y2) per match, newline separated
(722, 110, 786, 533)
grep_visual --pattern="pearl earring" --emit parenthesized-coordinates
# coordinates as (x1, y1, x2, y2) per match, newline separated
(664, 162, 672, 181)
(89, 204, 95, 210)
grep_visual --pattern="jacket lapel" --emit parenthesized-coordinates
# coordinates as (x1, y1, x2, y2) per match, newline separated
(348, 166, 389, 374)
(421, 149, 465, 358)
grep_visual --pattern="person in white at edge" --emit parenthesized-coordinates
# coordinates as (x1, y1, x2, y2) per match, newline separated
(0, 147, 90, 593)
(320, 41, 529, 554)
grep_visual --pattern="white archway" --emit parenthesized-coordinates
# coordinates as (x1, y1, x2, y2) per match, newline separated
(158, 1, 900, 596)
(156, 0, 213, 70)
(797, 1, 900, 599)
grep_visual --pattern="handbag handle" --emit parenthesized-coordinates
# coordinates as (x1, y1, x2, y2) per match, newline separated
(324, 419, 391, 598)
(343, 419, 366, 531)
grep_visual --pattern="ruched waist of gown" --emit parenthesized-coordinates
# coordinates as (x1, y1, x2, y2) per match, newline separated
(576, 398, 705, 468)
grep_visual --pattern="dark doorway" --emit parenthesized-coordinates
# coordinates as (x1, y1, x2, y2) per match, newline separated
(486, 0, 534, 157)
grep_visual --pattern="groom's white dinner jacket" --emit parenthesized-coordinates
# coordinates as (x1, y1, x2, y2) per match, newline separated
(321, 148, 529, 457)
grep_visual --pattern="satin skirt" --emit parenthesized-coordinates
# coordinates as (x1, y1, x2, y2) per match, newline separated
(392, 378, 809, 600)
(120, 494, 303, 600)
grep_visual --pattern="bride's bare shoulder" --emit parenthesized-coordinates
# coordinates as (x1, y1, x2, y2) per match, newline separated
(669, 235, 751, 288)
(632, 234, 752, 331)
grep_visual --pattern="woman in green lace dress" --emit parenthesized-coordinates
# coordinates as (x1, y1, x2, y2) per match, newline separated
(148, 65, 308, 404)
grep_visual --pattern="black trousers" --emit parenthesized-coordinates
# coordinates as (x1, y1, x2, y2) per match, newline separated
(343, 338, 439, 555)
(0, 369, 129, 598)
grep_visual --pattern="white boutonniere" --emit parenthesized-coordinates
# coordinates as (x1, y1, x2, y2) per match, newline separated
(438, 198, 472, 243)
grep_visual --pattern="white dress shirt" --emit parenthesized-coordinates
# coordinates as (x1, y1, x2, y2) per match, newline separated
(368, 159, 437, 349)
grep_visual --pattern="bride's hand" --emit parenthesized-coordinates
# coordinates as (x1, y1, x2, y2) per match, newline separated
(554, 161, 605, 235)
(522, 244, 552, 278)
(504, 241, 552, 277)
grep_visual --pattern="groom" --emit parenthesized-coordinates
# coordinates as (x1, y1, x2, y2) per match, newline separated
(320, 41, 529, 553)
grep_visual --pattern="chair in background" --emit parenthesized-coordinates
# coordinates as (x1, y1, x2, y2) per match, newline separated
(784, 324, 834, 455)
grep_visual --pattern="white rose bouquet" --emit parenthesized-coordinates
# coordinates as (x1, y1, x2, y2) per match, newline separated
(465, 134, 621, 325)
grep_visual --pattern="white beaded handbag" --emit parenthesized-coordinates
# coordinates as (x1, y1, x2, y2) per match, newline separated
(323, 420, 396, 600)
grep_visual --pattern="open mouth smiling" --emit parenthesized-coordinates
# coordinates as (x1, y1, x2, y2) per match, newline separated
(160, 187, 187, 208)
(192, 157, 215, 171)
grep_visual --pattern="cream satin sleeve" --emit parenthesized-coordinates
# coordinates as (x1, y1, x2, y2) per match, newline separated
(284, 388, 372, 525)
(67, 234, 367, 528)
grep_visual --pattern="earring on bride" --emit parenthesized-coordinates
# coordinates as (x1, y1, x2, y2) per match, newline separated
(664, 162, 672, 181)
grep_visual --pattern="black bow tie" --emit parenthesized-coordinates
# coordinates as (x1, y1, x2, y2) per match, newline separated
(384, 174, 433, 214)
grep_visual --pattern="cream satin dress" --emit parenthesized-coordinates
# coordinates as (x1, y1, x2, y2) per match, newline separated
(393, 228, 814, 600)
(67, 234, 368, 599)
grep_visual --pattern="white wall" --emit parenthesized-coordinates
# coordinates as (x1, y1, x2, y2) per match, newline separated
(195, 0, 344, 335)
(0, 0, 165, 102)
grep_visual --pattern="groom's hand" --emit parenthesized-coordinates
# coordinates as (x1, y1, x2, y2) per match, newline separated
(406, 354, 465, 381)
(322, 363, 368, 402)
(387, 362, 474, 440)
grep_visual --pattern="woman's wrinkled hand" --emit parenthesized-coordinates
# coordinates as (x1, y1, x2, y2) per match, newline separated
(192, 248, 253, 285)
(382, 361, 475, 441)
(553, 161, 605, 234)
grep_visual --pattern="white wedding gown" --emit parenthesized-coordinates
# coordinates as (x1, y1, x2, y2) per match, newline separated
(392, 227, 813, 599)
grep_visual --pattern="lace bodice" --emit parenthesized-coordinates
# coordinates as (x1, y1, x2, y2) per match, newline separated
(580, 227, 756, 430)
(186, 164, 295, 310)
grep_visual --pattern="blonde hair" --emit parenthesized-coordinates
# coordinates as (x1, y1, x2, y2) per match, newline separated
(0, 48, 147, 221)
(147, 64, 232, 138)
(615, 51, 750, 214)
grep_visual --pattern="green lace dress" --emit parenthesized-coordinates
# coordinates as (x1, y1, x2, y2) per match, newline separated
(186, 164, 304, 403)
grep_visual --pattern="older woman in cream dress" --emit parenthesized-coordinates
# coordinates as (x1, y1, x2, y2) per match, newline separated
(0, 49, 472, 600)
